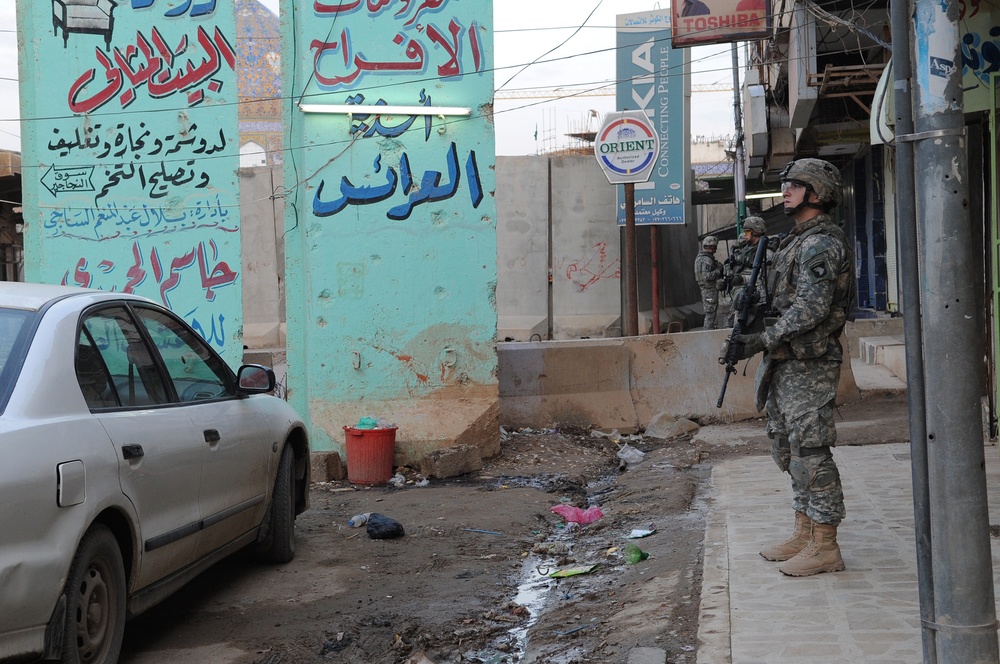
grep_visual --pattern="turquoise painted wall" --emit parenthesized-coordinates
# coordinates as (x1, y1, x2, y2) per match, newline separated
(282, 0, 497, 451)
(17, 0, 242, 364)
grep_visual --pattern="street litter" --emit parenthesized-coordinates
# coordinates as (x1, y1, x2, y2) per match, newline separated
(553, 625, 590, 636)
(366, 513, 405, 539)
(549, 564, 599, 578)
(624, 543, 650, 564)
(626, 528, 656, 538)
(388, 473, 406, 487)
(550, 504, 604, 524)
(616, 443, 645, 465)
(461, 528, 503, 535)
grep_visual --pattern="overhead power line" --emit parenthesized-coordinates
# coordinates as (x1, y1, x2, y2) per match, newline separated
(493, 83, 733, 100)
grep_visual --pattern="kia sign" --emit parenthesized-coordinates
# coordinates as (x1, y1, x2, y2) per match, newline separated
(594, 111, 659, 184)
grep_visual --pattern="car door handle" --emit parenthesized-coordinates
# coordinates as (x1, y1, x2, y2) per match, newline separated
(122, 444, 144, 460)
(204, 429, 221, 443)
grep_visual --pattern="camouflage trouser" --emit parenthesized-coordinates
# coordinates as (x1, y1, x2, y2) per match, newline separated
(764, 357, 846, 526)
(700, 287, 719, 330)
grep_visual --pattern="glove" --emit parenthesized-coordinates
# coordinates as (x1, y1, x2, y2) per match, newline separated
(734, 333, 765, 360)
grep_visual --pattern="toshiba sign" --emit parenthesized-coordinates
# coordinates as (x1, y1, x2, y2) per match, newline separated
(671, 0, 769, 47)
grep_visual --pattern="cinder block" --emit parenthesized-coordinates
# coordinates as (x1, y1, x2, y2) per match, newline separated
(420, 444, 483, 479)
(310, 451, 346, 482)
(858, 336, 904, 364)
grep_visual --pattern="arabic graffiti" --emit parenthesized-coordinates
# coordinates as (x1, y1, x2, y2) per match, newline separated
(560, 243, 621, 292)
(347, 90, 435, 141)
(61, 239, 239, 310)
(187, 309, 228, 347)
(47, 122, 227, 160)
(961, 26, 1000, 87)
(41, 166, 95, 195)
(68, 25, 235, 114)
(45, 195, 236, 241)
(132, 0, 218, 17)
(312, 142, 484, 220)
(310, 18, 485, 90)
(95, 160, 211, 202)
(958, 0, 983, 20)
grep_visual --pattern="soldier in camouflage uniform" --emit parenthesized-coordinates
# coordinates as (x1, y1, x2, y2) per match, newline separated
(724, 216, 771, 326)
(694, 235, 723, 330)
(727, 158, 855, 577)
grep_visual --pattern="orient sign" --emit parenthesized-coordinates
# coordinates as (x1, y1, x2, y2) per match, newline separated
(594, 110, 659, 184)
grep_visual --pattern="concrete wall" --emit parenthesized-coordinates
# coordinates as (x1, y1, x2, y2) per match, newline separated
(496, 155, 705, 340)
(282, 1, 498, 462)
(18, 0, 243, 365)
(496, 157, 550, 341)
(499, 329, 860, 431)
(240, 166, 285, 349)
(550, 157, 623, 339)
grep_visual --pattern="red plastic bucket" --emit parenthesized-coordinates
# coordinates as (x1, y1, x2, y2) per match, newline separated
(343, 426, 397, 485)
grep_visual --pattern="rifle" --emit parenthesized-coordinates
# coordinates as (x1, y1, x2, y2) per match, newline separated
(717, 235, 770, 408)
(721, 251, 738, 295)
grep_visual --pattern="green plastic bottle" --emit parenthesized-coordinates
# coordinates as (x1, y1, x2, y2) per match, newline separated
(624, 543, 649, 564)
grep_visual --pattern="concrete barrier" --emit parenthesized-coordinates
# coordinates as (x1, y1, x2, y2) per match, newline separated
(499, 330, 860, 431)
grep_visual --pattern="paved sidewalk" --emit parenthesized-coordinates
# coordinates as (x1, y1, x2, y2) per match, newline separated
(697, 442, 1000, 664)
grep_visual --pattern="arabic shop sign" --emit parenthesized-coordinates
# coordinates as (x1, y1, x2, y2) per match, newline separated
(615, 11, 689, 225)
(17, 0, 243, 361)
(594, 111, 659, 184)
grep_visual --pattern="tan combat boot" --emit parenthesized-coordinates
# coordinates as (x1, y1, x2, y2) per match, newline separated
(778, 522, 846, 576)
(759, 511, 812, 562)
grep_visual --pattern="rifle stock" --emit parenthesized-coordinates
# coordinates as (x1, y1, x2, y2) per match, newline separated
(717, 236, 769, 408)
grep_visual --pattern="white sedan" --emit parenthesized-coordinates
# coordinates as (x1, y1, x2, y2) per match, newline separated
(0, 283, 310, 663)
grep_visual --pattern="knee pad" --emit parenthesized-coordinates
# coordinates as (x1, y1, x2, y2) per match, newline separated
(791, 448, 838, 492)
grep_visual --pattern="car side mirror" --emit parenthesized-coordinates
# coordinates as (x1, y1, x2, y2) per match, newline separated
(237, 364, 276, 394)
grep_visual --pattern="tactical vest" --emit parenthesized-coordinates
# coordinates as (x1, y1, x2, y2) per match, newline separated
(767, 215, 856, 360)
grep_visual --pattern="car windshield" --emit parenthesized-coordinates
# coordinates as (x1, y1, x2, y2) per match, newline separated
(0, 307, 37, 412)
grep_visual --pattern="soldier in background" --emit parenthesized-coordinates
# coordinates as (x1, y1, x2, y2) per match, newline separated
(694, 235, 723, 330)
(724, 216, 772, 326)
(726, 158, 856, 577)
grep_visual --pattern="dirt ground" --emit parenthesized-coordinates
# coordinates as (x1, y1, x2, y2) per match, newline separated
(119, 391, 910, 664)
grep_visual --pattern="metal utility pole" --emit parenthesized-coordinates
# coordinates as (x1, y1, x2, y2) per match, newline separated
(911, 0, 1000, 659)
(891, 2, 938, 661)
(889, 0, 934, 660)
(731, 44, 746, 227)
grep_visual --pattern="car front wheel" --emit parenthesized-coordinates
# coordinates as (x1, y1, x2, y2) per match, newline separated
(256, 443, 296, 563)
(62, 524, 126, 664)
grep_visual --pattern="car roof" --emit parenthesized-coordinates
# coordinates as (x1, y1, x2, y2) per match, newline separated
(0, 282, 110, 312)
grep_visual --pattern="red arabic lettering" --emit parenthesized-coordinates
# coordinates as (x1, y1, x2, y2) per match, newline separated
(197, 240, 238, 301)
(124, 242, 146, 293)
(67, 26, 235, 114)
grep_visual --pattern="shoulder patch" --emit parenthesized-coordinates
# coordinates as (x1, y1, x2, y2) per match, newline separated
(804, 256, 833, 283)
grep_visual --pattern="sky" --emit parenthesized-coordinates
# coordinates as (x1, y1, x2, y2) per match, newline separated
(0, 0, 739, 156)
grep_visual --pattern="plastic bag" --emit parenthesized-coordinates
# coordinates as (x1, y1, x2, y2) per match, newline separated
(366, 513, 405, 539)
(616, 443, 645, 465)
(550, 504, 604, 524)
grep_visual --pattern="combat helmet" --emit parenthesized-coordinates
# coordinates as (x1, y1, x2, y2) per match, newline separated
(702, 235, 719, 249)
(779, 158, 842, 213)
(742, 216, 766, 235)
